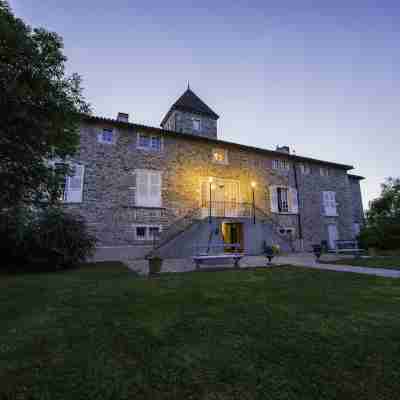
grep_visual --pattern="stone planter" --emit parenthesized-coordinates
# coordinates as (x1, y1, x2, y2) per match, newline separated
(148, 256, 163, 277)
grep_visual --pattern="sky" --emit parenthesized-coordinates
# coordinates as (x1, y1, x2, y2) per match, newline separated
(11, 0, 400, 208)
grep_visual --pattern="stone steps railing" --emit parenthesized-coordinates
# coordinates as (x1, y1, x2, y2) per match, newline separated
(147, 207, 203, 257)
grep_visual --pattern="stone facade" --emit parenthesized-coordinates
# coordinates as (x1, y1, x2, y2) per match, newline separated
(64, 116, 364, 255)
(349, 175, 365, 224)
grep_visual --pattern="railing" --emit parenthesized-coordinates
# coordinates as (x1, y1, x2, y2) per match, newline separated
(193, 244, 243, 256)
(147, 206, 203, 256)
(201, 201, 253, 218)
(334, 240, 363, 254)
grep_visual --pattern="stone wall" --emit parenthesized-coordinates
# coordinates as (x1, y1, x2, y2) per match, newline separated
(296, 166, 354, 250)
(349, 177, 364, 224)
(165, 110, 218, 139)
(65, 119, 361, 254)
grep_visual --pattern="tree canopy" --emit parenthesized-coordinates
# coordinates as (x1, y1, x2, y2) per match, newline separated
(359, 177, 400, 250)
(0, 0, 90, 207)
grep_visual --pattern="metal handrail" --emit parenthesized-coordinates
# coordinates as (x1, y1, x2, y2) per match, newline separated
(148, 206, 203, 254)
(201, 201, 253, 218)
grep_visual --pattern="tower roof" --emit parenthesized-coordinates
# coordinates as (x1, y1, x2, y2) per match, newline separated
(161, 88, 219, 126)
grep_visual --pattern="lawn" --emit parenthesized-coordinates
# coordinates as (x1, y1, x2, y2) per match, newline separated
(325, 256, 400, 270)
(1, 263, 400, 399)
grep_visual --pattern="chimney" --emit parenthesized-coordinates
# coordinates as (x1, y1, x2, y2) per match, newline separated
(276, 145, 290, 154)
(117, 112, 129, 123)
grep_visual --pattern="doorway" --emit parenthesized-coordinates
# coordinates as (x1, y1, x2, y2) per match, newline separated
(221, 222, 244, 253)
(327, 224, 338, 250)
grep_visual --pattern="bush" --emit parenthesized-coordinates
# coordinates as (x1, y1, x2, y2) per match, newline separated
(0, 206, 97, 272)
(358, 216, 400, 251)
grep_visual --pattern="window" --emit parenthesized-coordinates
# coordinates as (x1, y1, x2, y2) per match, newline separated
(151, 136, 161, 151)
(322, 191, 338, 216)
(192, 118, 201, 131)
(136, 226, 146, 239)
(137, 133, 162, 151)
(212, 148, 228, 165)
(149, 226, 160, 240)
(54, 162, 85, 203)
(272, 159, 290, 170)
(138, 133, 150, 148)
(320, 167, 330, 177)
(299, 163, 311, 175)
(270, 186, 298, 214)
(134, 225, 162, 241)
(134, 169, 162, 207)
(277, 187, 289, 212)
(98, 128, 114, 144)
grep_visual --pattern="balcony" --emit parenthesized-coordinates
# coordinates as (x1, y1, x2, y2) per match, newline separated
(200, 201, 253, 219)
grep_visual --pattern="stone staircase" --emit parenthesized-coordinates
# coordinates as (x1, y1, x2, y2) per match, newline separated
(146, 207, 204, 258)
(146, 205, 296, 259)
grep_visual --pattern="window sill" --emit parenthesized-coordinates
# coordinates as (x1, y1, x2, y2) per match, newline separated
(125, 205, 165, 210)
(272, 212, 298, 215)
(136, 146, 162, 152)
(97, 141, 115, 145)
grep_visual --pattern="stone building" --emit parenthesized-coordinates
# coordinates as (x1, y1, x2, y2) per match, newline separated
(62, 87, 365, 258)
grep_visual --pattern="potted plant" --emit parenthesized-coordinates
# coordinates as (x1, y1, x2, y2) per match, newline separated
(271, 244, 280, 255)
(264, 242, 280, 266)
(264, 245, 274, 265)
(148, 255, 163, 277)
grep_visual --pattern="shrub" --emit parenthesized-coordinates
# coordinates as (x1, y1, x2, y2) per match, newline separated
(0, 206, 97, 272)
(358, 216, 400, 251)
(0, 206, 33, 269)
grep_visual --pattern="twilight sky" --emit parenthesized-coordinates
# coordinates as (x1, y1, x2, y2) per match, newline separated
(12, 0, 400, 207)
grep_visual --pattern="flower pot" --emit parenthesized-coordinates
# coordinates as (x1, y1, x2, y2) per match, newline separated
(148, 256, 163, 277)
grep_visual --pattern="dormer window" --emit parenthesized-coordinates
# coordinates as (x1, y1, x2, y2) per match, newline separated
(212, 148, 228, 165)
(192, 118, 201, 131)
(98, 128, 114, 144)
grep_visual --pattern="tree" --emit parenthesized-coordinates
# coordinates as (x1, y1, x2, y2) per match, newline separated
(359, 177, 400, 250)
(0, 0, 90, 208)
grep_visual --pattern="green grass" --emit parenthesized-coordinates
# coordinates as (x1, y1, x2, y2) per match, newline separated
(325, 256, 400, 270)
(1, 262, 400, 399)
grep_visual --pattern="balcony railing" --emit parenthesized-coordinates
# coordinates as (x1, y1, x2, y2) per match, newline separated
(200, 201, 253, 218)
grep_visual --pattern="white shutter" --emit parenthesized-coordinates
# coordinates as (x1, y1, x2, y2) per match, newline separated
(322, 191, 329, 215)
(149, 171, 162, 207)
(65, 164, 84, 203)
(135, 170, 149, 206)
(289, 188, 299, 214)
(135, 170, 161, 207)
(330, 192, 337, 216)
(323, 191, 337, 216)
(270, 185, 278, 213)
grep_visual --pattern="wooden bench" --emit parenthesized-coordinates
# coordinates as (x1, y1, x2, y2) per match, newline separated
(193, 254, 243, 269)
(334, 240, 365, 256)
(193, 244, 243, 269)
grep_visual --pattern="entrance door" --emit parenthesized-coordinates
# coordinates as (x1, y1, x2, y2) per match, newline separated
(327, 224, 338, 250)
(222, 222, 244, 252)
